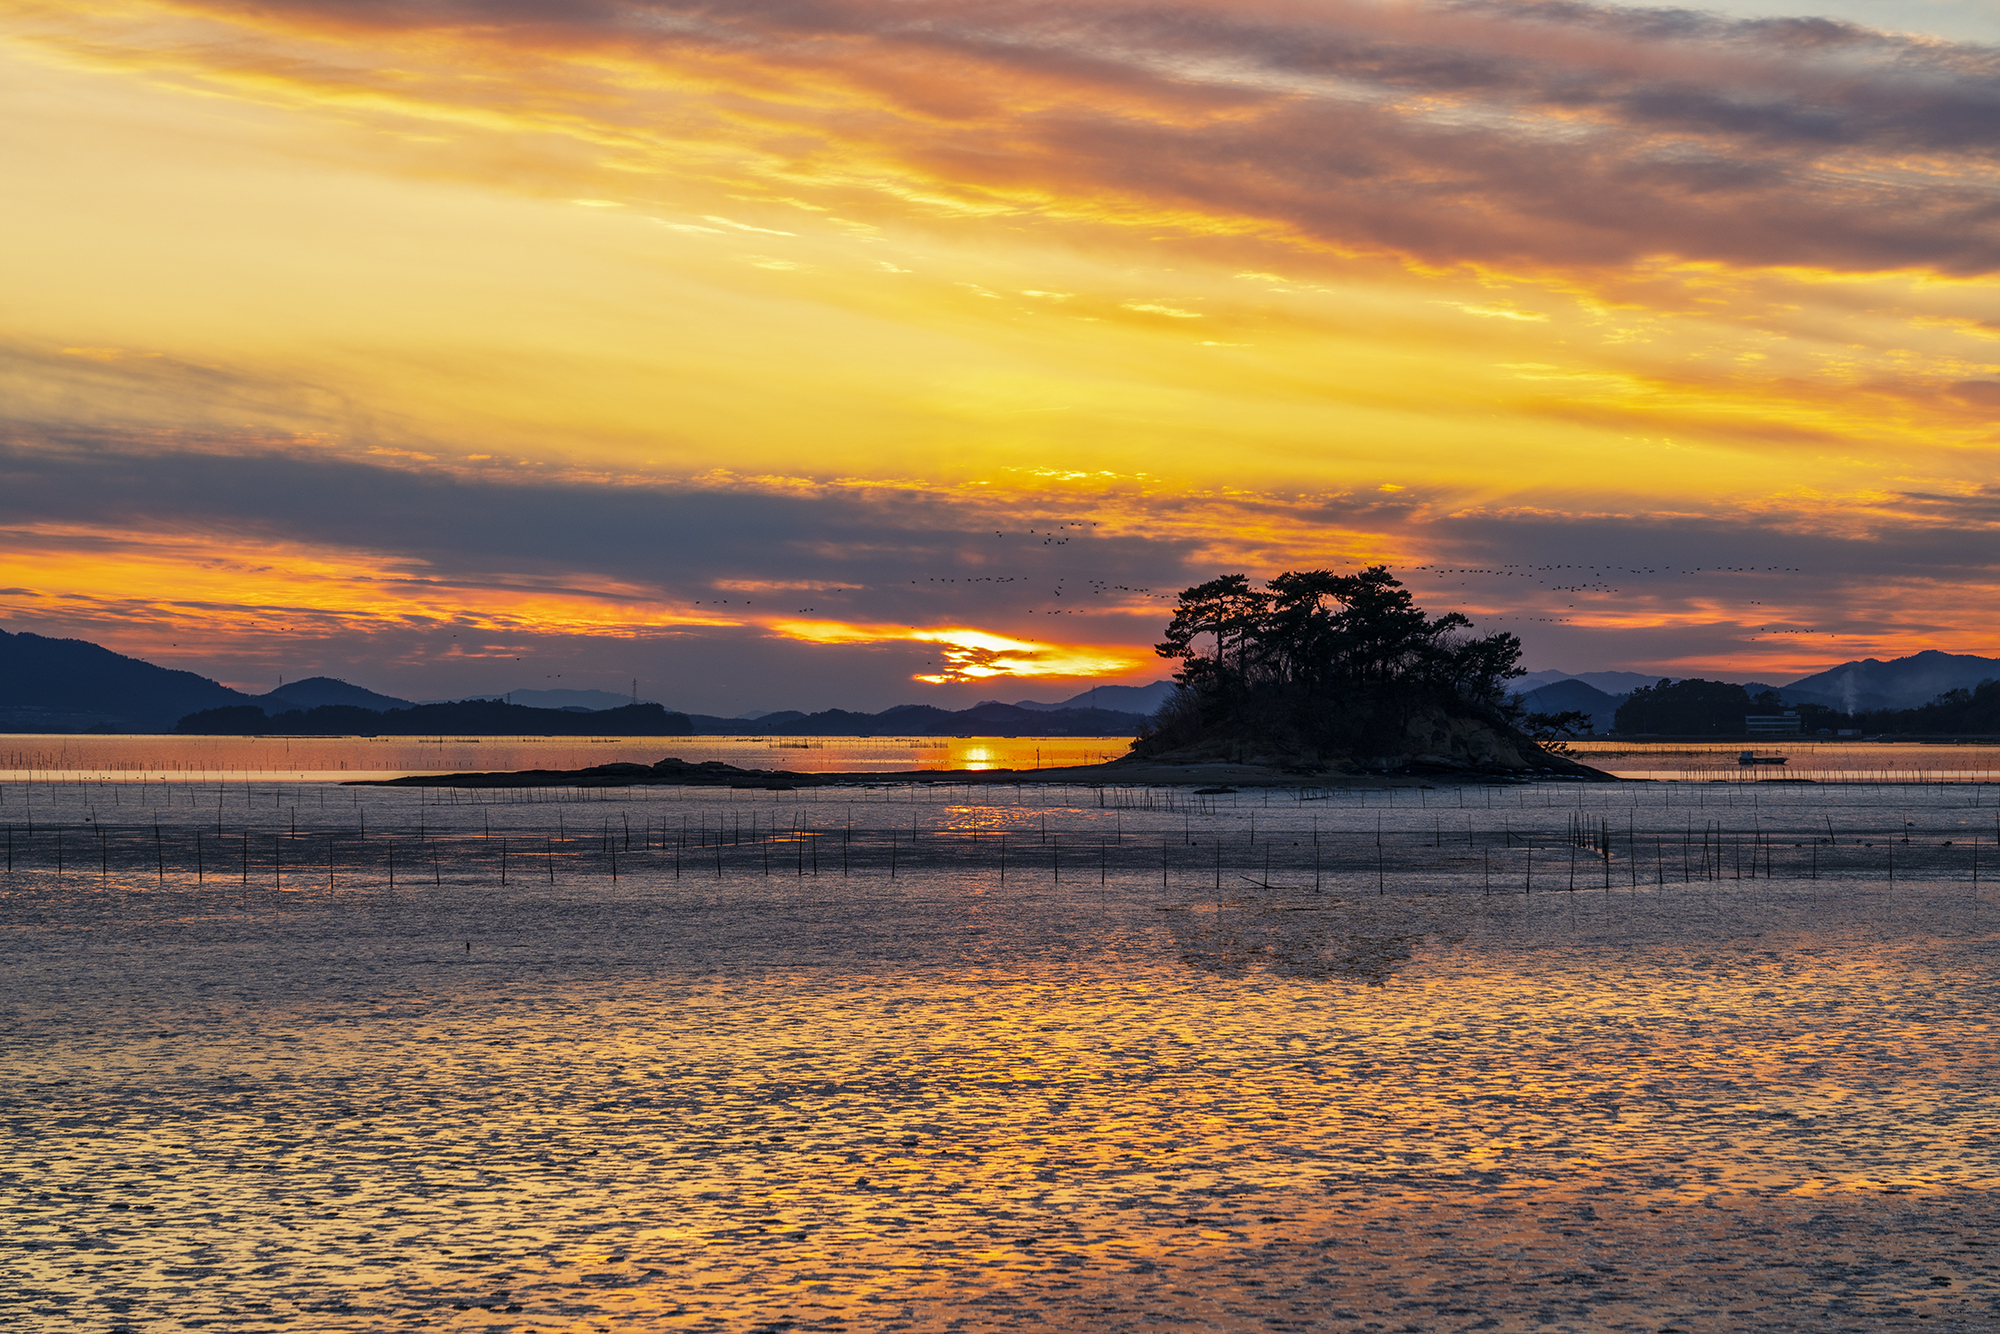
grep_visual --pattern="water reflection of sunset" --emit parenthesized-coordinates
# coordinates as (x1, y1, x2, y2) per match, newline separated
(9, 777, 1996, 1328)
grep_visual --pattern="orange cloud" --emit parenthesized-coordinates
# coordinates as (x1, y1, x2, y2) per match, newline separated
(0, 522, 734, 641)
(8, 0, 2000, 704)
(768, 620, 1146, 683)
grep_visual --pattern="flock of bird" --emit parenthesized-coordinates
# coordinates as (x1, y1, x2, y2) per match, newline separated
(1410, 563, 1806, 598)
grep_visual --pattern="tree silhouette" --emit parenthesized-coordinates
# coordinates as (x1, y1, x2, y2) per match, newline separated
(1140, 565, 1526, 759)
(1612, 679, 1751, 735)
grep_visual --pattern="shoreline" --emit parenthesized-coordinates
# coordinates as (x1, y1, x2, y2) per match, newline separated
(346, 754, 1621, 790)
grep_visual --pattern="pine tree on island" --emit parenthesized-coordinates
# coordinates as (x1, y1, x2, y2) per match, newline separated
(1129, 565, 1605, 776)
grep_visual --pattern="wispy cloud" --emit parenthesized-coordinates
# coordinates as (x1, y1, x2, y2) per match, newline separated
(65, 0, 2000, 277)
(12, 0, 2000, 699)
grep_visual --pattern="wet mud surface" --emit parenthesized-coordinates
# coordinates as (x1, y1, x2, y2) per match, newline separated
(4, 779, 1997, 1331)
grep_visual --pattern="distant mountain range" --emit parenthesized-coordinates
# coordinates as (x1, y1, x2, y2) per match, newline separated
(1008, 681, 1178, 715)
(1512, 669, 1664, 695)
(1512, 679, 1628, 733)
(259, 677, 414, 712)
(12, 624, 1995, 736)
(441, 687, 644, 711)
(0, 629, 1160, 734)
(177, 701, 695, 737)
(1777, 651, 2000, 713)
(675, 701, 1146, 737)
(1515, 649, 2000, 730)
(728, 680, 1176, 722)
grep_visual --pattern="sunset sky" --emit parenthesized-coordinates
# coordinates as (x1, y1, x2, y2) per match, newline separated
(6, 0, 2000, 713)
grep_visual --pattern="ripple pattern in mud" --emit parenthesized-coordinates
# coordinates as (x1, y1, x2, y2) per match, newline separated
(5, 780, 1999, 1331)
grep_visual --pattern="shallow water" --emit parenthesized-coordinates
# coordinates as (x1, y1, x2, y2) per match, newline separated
(12, 734, 2000, 787)
(1571, 739, 2000, 783)
(0, 734, 1133, 784)
(6, 779, 1998, 1331)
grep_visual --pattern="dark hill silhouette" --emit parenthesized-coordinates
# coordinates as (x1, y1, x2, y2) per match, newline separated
(1613, 679, 1758, 735)
(1513, 679, 1621, 733)
(258, 677, 413, 711)
(176, 697, 1140, 738)
(0, 628, 250, 732)
(676, 703, 1145, 736)
(1782, 649, 2000, 713)
(1861, 679, 2000, 733)
(1005, 681, 1177, 714)
(176, 700, 693, 736)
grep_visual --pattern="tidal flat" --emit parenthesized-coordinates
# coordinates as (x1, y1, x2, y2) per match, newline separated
(4, 776, 1998, 1332)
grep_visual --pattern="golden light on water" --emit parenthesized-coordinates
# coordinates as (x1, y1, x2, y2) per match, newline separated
(8, 770, 1996, 1327)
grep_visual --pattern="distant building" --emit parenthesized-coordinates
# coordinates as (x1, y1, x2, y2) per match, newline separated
(1744, 712, 1802, 734)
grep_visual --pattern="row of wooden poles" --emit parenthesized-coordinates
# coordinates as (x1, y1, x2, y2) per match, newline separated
(3, 814, 1991, 894)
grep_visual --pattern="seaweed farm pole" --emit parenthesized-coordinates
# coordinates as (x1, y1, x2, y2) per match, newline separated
(500, 837, 508, 886)
(388, 841, 394, 889)
(1053, 834, 1059, 885)
(329, 834, 336, 891)
(196, 831, 203, 883)
(100, 825, 107, 880)
(999, 833, 1006, 883)
(155, 818, 164, 884)
(274, 833, 281, 890)
(547, 837, 554, 883)
(1525, 844, 1532, 893)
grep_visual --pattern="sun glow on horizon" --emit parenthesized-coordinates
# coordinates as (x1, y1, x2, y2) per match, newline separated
(6, 0, 2000, 706)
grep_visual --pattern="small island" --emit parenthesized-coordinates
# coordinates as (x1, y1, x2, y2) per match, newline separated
(1130, 565, 1607, 778)
(354, 567, 1609, 788)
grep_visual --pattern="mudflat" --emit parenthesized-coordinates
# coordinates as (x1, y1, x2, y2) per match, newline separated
(7, 775, 1995, 1331)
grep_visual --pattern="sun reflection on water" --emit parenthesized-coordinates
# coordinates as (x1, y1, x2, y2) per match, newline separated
(5, 778, 1997, 1329)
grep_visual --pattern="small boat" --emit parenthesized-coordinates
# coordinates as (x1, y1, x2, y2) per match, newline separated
(1738, 750, 1788, 766)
